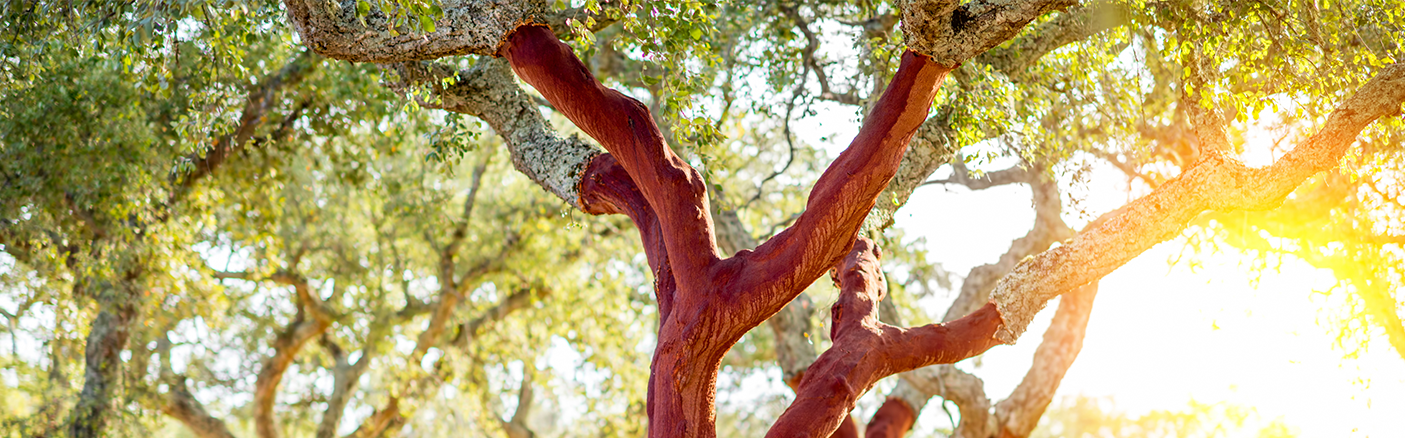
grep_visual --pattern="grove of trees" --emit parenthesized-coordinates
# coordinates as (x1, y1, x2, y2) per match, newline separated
(1, 0, 1402, 437)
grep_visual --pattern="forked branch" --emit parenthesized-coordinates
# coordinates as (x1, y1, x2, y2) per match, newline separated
(766, 237, 1003, 437)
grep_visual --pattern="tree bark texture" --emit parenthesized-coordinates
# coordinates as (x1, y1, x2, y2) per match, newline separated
(277, 1, 1405, 436)
(67, 279, 139, 438)
(495, 23, 1002, 437)
(991, 64, 1405, 343)
(767, 238, 1002, 437)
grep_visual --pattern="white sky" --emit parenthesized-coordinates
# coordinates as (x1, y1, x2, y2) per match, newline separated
(790, 106, 1405, 436)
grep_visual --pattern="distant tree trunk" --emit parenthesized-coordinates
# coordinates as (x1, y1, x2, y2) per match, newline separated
(67, 277, 140, 438)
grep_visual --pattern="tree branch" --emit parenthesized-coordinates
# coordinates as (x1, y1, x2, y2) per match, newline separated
(502, 25, 721, 286)
(163, 376, 238, 438)
(919, 158, 1033, 190)
(738, 51, 953, 324)
(171, 51, 319, 203)
(283, 0, 548, 63)
(991, 282, 1097, 436)
(897, 0, 1080, 66)
(500, 371, 536, 438)
(991, 64, 1405, 343)
(254, 272, 333, 438)
(973, 2, 1132, 77)
(766, 237, 1003, 437)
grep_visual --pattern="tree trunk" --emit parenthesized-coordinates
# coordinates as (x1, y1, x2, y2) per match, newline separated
(67, 279, 139, 438)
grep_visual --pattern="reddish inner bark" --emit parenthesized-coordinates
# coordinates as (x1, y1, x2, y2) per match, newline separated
(767, 238, 1002, 437)
(499, 24, 993, 437)
(864, 398, 919, 438)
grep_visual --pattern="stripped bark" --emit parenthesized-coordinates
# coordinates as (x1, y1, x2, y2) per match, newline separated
(281, 2, 1405, 437)
(767, 237, 1004, 437)
(500, 23, 966, 436)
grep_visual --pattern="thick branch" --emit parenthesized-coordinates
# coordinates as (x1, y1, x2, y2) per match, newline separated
(163, 377, 238, 438)
(992, 282, 1097, 436)
(255, 273, 333, 438)
(974, 2, 1132, 77)
(395, 59, 601, 206)
(284, 0, 548, 62)
(766, 237, 1003, 437)
(739, 52, 953, 323)
(503, 25, 720, 285)
(991, 64, 1405, 343)
(897, 0, 1080, 66)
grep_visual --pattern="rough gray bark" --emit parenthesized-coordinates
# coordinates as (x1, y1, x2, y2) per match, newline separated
(897, 0, 1080, 67)
(395, 60, 602, 207)
(901, 364, 996, 437)
(67, 278, 140, 438)
(992, 282, 1096, 436)
(862, 1, 1129, 234)
(992, 64, 1405, 343)
(887, 170, 1083, 438)
(284, 0, 548, 62)
(944, 169, 1072, 323)
(971, 2, 1131, 78)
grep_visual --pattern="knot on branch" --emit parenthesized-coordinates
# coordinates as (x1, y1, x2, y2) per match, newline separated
(829, 237, 886, 340)
(896, 0, 1078, 66)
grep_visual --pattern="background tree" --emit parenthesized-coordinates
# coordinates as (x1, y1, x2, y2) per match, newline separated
(2, 0, 1402, 437)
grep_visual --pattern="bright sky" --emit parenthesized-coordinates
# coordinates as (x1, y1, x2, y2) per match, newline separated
(789, 103, 1405, 436)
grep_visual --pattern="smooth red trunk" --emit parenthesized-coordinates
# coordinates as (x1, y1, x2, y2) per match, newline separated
(500, 24, 984, 438)
(865, 398, 918, 438)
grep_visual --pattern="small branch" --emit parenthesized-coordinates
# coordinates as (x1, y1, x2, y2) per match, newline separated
(973, 2, 1133, 78)
(162, 376, 238, 438)
(254, 271, 333, 438)
(991, 64, 1405, 343)
(500, 371, 536, 438)
(919, 158, 1032, 190)
(786, 4, 864, 106)
(991, 282, 1098, 436)
(170, 51, 319, 204)
(766, 237, 1003, 437)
